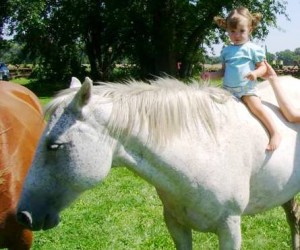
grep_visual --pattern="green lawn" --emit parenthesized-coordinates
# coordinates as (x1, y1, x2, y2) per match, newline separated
(11, 77, 293, 249)
(30, 168, 292, 250)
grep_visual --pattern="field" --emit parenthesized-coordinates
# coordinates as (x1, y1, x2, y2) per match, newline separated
(13, 77, 295, 250)
(30, 168, 293, 250)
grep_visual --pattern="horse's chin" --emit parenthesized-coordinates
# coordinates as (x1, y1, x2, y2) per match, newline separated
(40, 213, 60, 231)
(17, 210, 60, 231)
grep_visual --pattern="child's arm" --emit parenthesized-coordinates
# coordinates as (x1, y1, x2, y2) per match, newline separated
(246, 61, 267, 81)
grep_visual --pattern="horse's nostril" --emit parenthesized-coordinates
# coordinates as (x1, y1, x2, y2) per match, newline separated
(17, 211, 33, 228)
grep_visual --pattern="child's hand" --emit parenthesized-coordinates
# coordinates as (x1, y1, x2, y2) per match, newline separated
(201, 72, 210, 80)
(245, 71, 257, 81)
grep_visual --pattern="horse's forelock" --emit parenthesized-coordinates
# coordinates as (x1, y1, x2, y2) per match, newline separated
(44, 88, 78, 117)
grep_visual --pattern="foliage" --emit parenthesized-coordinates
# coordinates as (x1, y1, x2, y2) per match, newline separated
(276, 49, 300, 66)
(1, 0, 288, 81)
(0, 40, 32, 64)
(205, 55, 222, 65)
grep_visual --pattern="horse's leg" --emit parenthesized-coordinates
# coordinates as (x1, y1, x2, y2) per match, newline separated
(162, 206, 192, 250)
(217, 215, 241, 250)
(282, 198, 300, 250)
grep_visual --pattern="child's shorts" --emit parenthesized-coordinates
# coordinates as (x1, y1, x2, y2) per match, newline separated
(223, 83, 258, 99)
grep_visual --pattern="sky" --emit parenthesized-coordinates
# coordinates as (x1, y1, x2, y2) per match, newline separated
(210, 1, 300, 55)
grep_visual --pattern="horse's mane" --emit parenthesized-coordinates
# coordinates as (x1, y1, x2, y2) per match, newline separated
(46, 78, 233, 144)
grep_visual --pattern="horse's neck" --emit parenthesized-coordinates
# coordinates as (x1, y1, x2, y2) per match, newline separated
(111, 99, 257, 190)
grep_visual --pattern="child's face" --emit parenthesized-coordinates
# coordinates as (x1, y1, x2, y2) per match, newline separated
(227, 16, 251, 45)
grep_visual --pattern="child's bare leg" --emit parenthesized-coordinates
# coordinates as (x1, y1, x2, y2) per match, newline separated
(242, 95, 281, 151)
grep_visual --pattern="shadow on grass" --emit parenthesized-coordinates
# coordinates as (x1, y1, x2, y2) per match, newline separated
(24, 78, 69, 98)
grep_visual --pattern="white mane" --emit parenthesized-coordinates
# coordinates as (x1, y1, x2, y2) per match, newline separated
(46, 78, 233, 144)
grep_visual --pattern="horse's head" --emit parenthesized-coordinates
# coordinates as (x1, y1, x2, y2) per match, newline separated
(17, 78, 114, 230)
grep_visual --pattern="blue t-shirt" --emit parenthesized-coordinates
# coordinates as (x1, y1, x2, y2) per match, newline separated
(221, 41, 265, 88)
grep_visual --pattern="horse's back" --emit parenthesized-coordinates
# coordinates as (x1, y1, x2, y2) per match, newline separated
(0, 80, 43, 117)
(0, 81, 45, 249)
(158, 76, 300, 219)
(242, 76, 300, 213)
(259, 76, 300, 106)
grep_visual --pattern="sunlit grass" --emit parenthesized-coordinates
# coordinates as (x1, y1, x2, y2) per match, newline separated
(31, 168, 293, 250)
(10, 77, 29, 85)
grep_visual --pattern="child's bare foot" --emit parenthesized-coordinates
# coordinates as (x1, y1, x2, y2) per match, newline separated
(266, 132, 281, 151)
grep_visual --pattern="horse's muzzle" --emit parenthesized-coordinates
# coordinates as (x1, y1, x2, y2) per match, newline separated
(17, 210, 60, 231)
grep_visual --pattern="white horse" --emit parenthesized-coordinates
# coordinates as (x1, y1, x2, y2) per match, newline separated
(17, 76, 300, 249)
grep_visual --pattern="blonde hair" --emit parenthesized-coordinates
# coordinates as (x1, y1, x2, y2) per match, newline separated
(214, 7, 262, 30)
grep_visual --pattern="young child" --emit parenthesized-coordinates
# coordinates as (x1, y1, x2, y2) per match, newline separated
(202, 7, 281, 151)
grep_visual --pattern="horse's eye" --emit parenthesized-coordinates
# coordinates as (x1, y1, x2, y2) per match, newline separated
(47, 143, 65, 151)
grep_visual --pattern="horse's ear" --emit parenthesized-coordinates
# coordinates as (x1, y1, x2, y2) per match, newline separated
(69, 77, 82, 88)
(83, 77, 93, 85)
(73, 77, 92, 110)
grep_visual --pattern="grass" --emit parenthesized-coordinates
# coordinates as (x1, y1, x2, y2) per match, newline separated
(10, 77, 294, 249)
(12, 77, 66, 105)
(30, 168, 293, 250)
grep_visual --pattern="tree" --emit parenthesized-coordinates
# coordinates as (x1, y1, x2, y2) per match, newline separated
(125, 0, 288, 78)
(0, 41, 27, 64)
(2, 0, 288, 80)
(276, 48, 300, 66)
(294, 48, 300, 56)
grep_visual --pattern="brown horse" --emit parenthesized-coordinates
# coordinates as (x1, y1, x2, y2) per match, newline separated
(0, 81, 45, 250)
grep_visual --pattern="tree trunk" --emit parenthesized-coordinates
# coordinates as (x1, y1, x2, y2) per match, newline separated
(151, 0, 177, 77)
